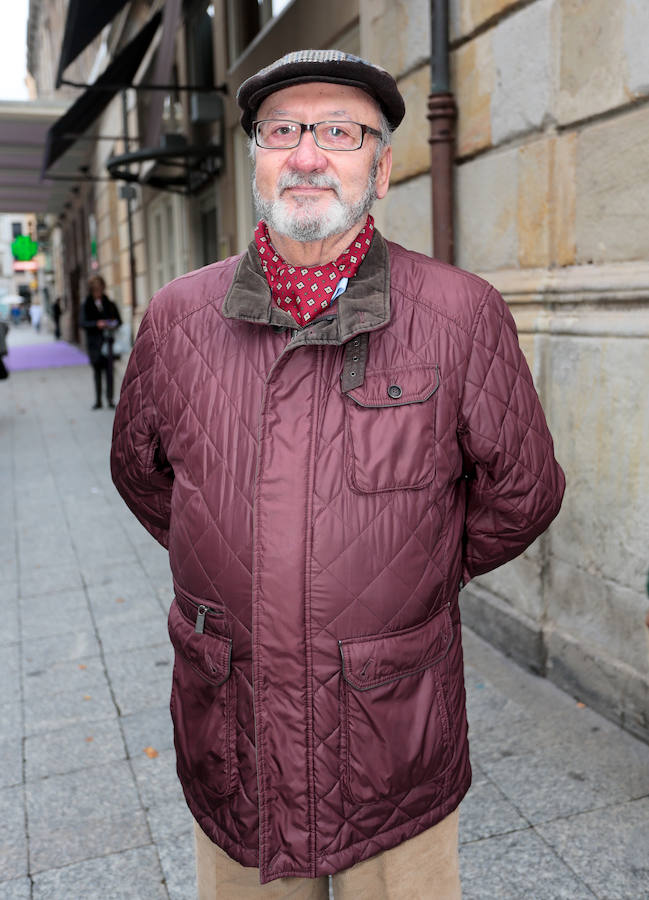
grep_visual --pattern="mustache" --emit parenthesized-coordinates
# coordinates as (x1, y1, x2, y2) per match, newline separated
(277, 171, 342, 197)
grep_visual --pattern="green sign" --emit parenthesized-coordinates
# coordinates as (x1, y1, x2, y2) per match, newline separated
(11, 234, 39, 261)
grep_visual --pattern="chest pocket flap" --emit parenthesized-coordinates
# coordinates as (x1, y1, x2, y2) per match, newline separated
(344, 365, 440, 492)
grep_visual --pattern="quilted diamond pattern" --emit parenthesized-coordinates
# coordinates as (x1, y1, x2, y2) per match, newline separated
(111, 239, 564, 884)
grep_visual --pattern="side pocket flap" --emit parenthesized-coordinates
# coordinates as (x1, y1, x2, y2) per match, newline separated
(168, 599, 232, 686)
(346, 364, 440, 408)
(340, 604, 453, 691)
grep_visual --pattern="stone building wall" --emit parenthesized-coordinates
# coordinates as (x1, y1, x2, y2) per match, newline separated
(364, 0, 649, 739)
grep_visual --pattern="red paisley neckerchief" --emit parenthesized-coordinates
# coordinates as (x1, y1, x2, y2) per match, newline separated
(255, 215, 374, 327)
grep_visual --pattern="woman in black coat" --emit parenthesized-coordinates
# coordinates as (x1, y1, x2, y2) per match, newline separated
(80, 275, 122, 409)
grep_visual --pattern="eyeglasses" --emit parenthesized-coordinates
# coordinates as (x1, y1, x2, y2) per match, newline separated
(252, 119, 383, 151)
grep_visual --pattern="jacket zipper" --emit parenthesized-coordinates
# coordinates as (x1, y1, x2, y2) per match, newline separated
(178, 595, 224, 634)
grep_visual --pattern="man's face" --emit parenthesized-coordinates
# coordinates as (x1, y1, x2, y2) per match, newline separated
(252, 82, 392, 243)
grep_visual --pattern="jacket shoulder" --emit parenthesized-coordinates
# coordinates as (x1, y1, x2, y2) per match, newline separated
(147, 254, 244, 341)
(386, 239, 492, 333)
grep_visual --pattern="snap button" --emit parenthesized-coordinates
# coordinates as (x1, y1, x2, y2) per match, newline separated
(387, 384, 402, 400)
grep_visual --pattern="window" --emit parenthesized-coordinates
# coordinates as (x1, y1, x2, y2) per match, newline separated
(147, 195, 183, 294)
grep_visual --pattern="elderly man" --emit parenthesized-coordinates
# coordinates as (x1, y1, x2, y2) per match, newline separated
(111, 50, 565, 897)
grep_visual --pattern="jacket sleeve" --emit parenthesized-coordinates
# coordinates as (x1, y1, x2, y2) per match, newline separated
(110, 308, 173, 548)
(458, 285, 565, 583)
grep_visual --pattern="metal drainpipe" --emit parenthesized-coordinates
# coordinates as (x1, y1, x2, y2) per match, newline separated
(427, 0, 457, 264)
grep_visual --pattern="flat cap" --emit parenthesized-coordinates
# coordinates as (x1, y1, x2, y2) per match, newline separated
(237, 49, 405, 137)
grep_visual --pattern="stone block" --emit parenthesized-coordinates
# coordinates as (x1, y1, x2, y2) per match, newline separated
(517, 137, 551, 268)
(359, 0, 430, 79)
(545, 626, 649, 742)
(390, 66, 431, 183)
(373, 173, 432, 256)
(456, 145, 518, 271)
(624, 0, 649, 96)
(546, 558, 649, 675)
(472, 542, 544, 622)
(450, 0, 520, 41)
(537, 797, 649, 900)
(550, 131, 577, 266)
(556, 0, 627, 126)
(452, 32, 493, 157)
(491, 0, 553, 145)
(544, 332, 649, 587)
(460, 581, 546, 674)
(576, 104, 649, 263)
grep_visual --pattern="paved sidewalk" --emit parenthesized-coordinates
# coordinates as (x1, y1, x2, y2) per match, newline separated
(1, 340, 649, 899)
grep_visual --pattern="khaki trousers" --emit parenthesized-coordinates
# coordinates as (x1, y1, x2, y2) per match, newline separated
(194, 808, 461, 899)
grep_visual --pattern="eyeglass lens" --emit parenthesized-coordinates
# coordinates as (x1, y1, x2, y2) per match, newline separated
(256, 120, 364, 150)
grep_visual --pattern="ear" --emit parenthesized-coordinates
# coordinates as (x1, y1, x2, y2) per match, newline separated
(374, 146, 392, 200)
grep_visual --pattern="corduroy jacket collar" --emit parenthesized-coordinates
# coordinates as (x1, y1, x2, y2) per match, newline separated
(222, 227, 391, 347)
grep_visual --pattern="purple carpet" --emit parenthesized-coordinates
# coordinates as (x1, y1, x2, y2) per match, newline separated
(5, 341, 89, 372)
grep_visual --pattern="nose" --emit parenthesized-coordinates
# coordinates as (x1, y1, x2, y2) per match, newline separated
(287, 128, 328, 171)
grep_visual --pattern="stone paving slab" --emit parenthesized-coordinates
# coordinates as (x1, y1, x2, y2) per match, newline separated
(21, 654, 108, 701)
(0, 786, 27, 881)
(21, 628, 101, 670)
(146, 800, 194, 846)
(24, 718, 126, 781)
(458, 763, 528, 844)
(19, 589, 95, 641)
(1, 604, 19, 647)
(31, 847, 168, 900)
(26, 761, 150, 873)
(0, 702, 22, 741)
(18, 564, 83, 599)
(536, 796, 649, 899)
(459, 828, 597, 899)
(23, 678, 116, 736)
(158, 831, 196, 900)
(131, 749, 186, 810)
(109, 670, 173, 718)
(121, 704, 175, 759)
(0, 738, 23, 790)
(90, 591, 165, 634)
(0, 877, 31, 900)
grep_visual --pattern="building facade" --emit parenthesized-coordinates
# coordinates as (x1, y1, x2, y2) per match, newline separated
(25, 0, 649, 740)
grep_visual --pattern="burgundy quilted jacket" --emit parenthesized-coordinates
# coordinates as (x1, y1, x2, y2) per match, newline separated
(111, 232, 564, 883)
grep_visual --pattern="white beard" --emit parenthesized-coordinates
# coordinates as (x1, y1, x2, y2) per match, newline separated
(253, 169, 378, 243)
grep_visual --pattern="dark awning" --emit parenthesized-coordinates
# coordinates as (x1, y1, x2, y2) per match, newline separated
(55, 0, 132, 88)
(42, 12, 162, 175)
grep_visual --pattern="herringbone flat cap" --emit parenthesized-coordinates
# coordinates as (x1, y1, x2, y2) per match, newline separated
(237, 49, 405, 136)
